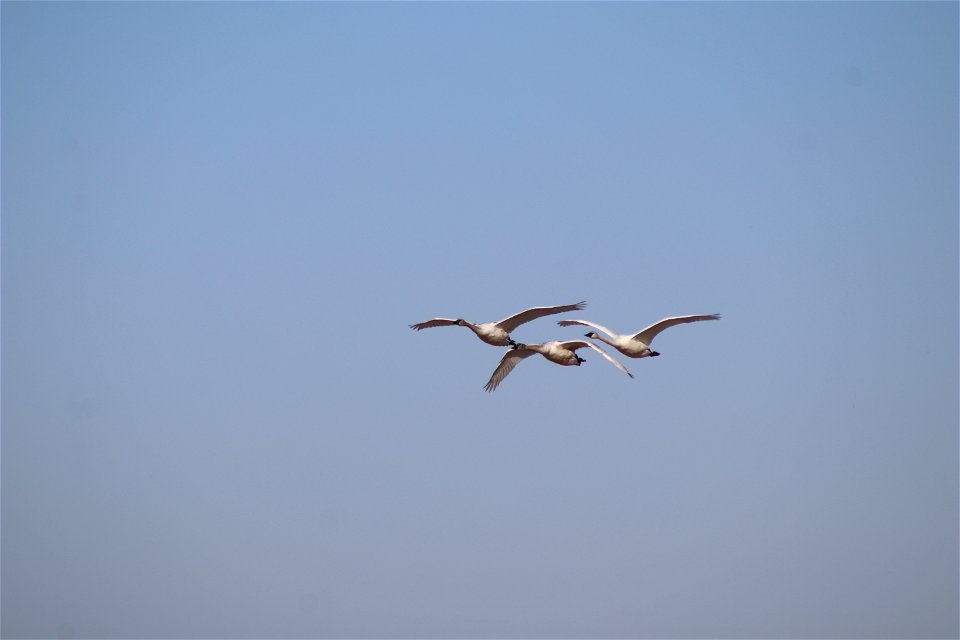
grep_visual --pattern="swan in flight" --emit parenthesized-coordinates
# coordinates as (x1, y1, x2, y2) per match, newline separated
(483, 340, 634, 392)
(557, 314, 720, 358)
(410, 302, 586, 347)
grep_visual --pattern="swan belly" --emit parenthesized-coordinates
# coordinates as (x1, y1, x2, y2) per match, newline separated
(474, 323, 512, 346)
(540, 344, 580, 366)
(618, 340, 653, 358)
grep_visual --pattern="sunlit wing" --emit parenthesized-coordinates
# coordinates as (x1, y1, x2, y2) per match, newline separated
(409, 317, 459, 331)
(495, 301, 586, 333)
(631, 314, 721, 344)
(483, 348, 536, 392)
(559, 340, 634, 379)
(556, 318, 618, 338)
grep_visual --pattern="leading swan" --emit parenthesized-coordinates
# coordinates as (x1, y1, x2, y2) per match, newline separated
(410, 301, 586, 347)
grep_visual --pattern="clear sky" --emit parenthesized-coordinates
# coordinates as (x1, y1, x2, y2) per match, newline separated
(2, 2, 957, 639)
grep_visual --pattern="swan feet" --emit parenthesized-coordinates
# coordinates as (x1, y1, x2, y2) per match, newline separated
(649, 351, 661, 357)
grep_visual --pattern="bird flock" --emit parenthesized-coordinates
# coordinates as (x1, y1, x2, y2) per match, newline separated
(410, 302, 720, 392)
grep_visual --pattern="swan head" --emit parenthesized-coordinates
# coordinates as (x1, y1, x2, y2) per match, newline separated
(584, 332, 599, 339)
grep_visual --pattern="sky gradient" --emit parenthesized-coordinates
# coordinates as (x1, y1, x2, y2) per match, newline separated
(3, 2, 958, 638)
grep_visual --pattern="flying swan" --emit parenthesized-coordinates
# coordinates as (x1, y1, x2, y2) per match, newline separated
(483, 340, 634, 392)
(557, 314, 720, 358)
(410, 302, 586, 347)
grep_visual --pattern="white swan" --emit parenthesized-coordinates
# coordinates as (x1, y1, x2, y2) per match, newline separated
(410, 302, 586, 347)
(557, 314, 720, 358)
(483, 340, 634, 392)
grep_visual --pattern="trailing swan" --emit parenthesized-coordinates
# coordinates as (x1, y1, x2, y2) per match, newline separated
(410, 302, 586, 347)
(483, 340, 634, 392)
(557, 314, 720, 358)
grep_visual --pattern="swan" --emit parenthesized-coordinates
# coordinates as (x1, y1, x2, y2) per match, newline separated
(410, 301, 586, 347)
(557, 314, 720, 358)
(483, 340, 634, 392)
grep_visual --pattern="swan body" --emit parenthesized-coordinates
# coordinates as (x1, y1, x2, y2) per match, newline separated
(558, 314, 720, 358)
(484, 340, 633, 392)
(410, 302, 586, 347)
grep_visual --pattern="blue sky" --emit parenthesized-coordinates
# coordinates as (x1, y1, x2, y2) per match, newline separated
(2, 2, 957, 638)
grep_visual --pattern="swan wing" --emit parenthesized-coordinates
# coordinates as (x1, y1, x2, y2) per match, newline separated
(559, 341, 634, 379)
(556, 318, 618, 338)
(630, 314, 721, 344)
(495, 301, 586, 333)
(483, 348, 536, 392)
(409, 317, 459, 331)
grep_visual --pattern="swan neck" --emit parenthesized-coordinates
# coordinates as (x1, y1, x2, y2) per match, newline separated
(461, 321, 484, 336)
(593, 333, 616, 346)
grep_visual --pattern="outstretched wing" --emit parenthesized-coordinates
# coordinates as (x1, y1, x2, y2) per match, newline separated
(559, 340, 634, 379)
(495, 301, 586, 333)
(630, 314, 721, 345)
(483, 348, 536, 392)
(556, 318, 618, 338)
(409, 317, 459, 331)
